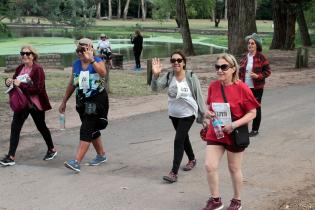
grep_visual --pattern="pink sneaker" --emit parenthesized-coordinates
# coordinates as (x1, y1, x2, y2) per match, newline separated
(227, 198, 242, 210)
(202, 197, 224, 210)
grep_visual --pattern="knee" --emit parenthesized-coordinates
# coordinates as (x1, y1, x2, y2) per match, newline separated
(205, 161, 218, 174)
(228, 163, 241, 174)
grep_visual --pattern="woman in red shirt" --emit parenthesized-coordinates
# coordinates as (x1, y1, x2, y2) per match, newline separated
(202, 53, 259, 210)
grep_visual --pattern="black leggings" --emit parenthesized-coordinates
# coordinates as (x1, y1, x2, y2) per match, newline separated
(169, 115, 195, 174)
(251, 88, 264, 131)
(8, 107, 54, 157)
(133, 50, 142, 68)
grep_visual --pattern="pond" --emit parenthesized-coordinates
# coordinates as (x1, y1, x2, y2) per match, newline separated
(0, 38, 226, 67)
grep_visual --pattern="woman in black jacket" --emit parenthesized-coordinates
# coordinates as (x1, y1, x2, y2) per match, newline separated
(130, 30, 143, 71)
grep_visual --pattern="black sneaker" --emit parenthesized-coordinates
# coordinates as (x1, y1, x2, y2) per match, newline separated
(249, 130, 259, 137)
(0, 155, 15, 166)
(43, 150, 58, 161)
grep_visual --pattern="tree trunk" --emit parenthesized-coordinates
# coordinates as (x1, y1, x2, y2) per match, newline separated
(296, 3, 312, 46)
(96, 1, 101, 19)
(227, 0, 257, 56)
(176, 0, 195, 55)
(284, 6, 296, 50)
(123, 0, 131, 19)
(224, 0, 227, 19)
(211, 9, 215, 22)
(141, 0, 146, 20)
(117, 0, 121, 18)
(108, 0, 112, 20)
(270, 0, 287, 49)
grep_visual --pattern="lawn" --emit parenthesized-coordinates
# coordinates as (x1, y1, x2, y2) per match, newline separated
(0, 70, 152, 104)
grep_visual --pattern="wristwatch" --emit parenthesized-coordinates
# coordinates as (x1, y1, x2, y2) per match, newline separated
(90, 60, 96, 65)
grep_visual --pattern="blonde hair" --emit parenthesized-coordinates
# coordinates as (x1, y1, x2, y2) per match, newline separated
(20, 45, 39, 62)
(216, 53, 240, 83)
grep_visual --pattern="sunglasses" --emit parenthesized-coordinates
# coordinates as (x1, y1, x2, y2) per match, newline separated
(215, 64, 231, 71)
(170, 58, 183, 64)
(20, 52, 33, 56)
(248, 41, 256, 45)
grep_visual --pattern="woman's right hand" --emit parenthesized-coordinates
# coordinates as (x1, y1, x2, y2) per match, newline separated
(151, 58, 162, 77)
(59, 101, 66, 114)
(5, 78, 13, 87)
(205, 110, 216, 119)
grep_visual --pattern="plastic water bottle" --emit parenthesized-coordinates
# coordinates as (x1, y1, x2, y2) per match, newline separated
(59, 113, 65, 130)
(212, 116, 224, 139)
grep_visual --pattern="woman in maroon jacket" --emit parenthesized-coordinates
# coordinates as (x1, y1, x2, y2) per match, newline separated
(0, 45, 57, 166)
(239, 33, 271, 137)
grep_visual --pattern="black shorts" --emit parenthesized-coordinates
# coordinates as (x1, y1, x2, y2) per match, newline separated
(76, 90, 109, 142)
(207, 140, 245, 153)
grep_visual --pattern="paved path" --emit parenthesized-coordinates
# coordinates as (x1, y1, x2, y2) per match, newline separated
(0, 84, 315, 210)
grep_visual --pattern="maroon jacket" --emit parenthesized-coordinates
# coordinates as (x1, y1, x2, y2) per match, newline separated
(13, 63, 52, 111)
(239, 52, 271, 89)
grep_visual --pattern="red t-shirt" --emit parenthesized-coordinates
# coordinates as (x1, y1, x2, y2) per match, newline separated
(206, 80, 260, 145)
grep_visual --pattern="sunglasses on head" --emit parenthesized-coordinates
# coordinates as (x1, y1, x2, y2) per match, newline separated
(20, 52, 33, 56)
(170, 58, 183, 64)
(215, 64, 231, 71)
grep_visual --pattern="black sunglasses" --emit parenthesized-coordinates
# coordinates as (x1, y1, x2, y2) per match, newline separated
(20, 52, 33, 56)
(215, 64, 231, 71)
(170, 58, 183, 64)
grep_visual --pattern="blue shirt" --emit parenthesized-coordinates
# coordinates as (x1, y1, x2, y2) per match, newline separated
(72, 57, 105, 97)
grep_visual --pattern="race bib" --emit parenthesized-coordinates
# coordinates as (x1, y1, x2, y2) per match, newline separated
(79, 71, 90, 92)
(211, 102, 232, 125)
(176, 80, 190, 99)
(17, 74, 30, 83)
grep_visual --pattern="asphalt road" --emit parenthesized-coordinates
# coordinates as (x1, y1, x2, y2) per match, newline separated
(0, 84, 315, 210)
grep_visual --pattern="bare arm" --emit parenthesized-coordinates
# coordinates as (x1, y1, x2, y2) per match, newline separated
(223, 108, 257, 134)
(59, 73, 75, 114)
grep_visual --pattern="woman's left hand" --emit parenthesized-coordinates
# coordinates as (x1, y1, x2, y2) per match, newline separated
(250, 72, 259, 79)
(222, 123, 234, 134)
(13, 79, 21, 87)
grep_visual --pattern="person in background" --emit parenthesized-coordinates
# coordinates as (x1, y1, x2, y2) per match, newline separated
(202, 53, 259, 210)
(151, 50, 206, 183)
(59, 38, 109, 173)
(239, 33, 271, 137)
(97, 34, 113, 68)
(130, 30, 143, 71)
(0, 45, 57, 166)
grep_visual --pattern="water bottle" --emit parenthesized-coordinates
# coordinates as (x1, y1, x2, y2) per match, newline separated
(59, 113, 65, 130)
(212, 116, 224, 139)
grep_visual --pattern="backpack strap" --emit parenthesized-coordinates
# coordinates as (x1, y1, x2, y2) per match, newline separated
(166, 71, 171, 86)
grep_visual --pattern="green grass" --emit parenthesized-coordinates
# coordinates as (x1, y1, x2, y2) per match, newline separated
(108, 71, 152, 96)
(0, 70, 153, 104)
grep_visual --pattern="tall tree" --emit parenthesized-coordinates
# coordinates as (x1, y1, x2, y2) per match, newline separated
(96, 0, 101, 19)
(117, 0, 121, 18)
(227, 0, 257, 56)
(141, 0, 146, 20)
(108, 0, 112, 19)
(123, 0, 131, 19)
(176, 0, 194, 55)
(270, 0, 301, 50)
(296, 2, 312, 46)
